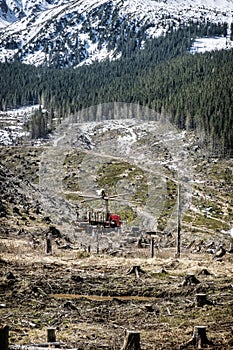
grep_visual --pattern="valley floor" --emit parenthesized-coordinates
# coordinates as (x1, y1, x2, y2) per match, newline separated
(0, 231, 233, 349)
(0, 118, 233, 349)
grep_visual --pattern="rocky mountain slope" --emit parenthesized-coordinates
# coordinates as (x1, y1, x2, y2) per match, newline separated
(0, 106, 233, 349)
(1, 102, 233, 349)
(0, 0, 233, 67)
(1, 104, 233, 248)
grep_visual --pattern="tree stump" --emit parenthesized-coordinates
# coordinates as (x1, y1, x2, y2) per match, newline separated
(180, 325, 213, 349)
(195, 293, 208, 307)
(121, 330, 141, 350)
(47, 327, 56, 342)
(45, 232, 52, 254)
(136, 237, 143, 248)
(0, 325, 9, 350)
(182, 274, 200, 286)
(126, 266, 144, 278)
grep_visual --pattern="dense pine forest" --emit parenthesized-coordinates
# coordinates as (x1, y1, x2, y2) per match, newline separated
(0, 22, 233, 155)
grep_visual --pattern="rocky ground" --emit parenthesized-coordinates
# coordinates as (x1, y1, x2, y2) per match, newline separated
(0, 116, 233, 349)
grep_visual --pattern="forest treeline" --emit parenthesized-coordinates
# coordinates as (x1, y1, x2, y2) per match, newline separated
(0, 21, 232, 155)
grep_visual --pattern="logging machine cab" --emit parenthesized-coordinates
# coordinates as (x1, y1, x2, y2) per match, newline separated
(106, 212, 122, 228)
(88, 211, 122, 228)
(82, 189, 122, 228)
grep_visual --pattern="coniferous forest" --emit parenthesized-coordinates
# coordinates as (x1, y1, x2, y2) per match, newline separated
(0, 22, 233, 155)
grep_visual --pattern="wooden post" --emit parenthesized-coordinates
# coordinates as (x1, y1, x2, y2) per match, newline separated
(150, 238, 154, 258)
(96, 229, 99, 254)
(176, 183, 181, 258)
(121, 330, 141, 350)
(0, 325, 9, 350)
(47, 327, 56, 343)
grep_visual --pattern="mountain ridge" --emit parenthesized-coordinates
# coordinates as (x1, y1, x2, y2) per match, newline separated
(0, 0, 233, 68)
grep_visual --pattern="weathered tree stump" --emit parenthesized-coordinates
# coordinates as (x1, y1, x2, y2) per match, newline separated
(121, 330, 141, 350)
(45, 232, 52, 254)
(0, 325, 9, 350)
(198, 268, 211, 276)
(180, 326, 213, 349)
(136, 237, 143, 248)
(126, 266, 144, 278)
(182, 274, 200, 286)
(47, 327, 56, 342)
(195, 293, 208, 307)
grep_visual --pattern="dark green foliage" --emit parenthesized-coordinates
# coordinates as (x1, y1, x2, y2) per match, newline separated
(0, 21, 232, 154)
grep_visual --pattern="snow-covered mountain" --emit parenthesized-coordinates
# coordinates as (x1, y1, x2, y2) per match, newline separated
(0, 0, 233, 67)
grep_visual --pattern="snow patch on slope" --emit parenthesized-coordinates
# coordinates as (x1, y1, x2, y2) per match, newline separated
(0, 105, 40, 145)
(0, 0, 233, 67)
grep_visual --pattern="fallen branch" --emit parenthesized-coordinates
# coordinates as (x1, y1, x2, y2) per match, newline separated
(10, 348, 77, 350)
(10, 348, 60, 350)
(10, 343, 60, 349)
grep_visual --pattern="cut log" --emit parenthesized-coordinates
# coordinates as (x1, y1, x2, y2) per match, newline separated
(11, 343, 60, 348)
(213, 246, 226, 260)
(180, 325, 213, 349)
(186, 240, 196, 250)
(121, 330, 141, 350)
(0, 325, 9, 350)
(10, 344, 61, 350)
(9, 345, 78, 350)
